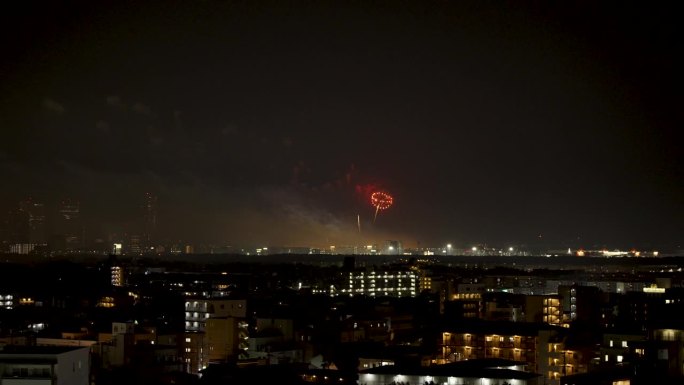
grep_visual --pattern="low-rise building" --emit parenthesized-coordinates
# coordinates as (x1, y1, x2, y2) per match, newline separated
(0, 345, 89, 385)
(359, 358, 540, 385)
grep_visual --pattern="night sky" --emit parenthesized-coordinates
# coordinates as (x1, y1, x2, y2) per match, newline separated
(1, 1, 681, 250)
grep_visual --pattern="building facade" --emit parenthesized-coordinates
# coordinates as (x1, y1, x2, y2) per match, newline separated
(0, 346, 89, 385)
(338, 270, 418, 298)
(183, 299, 248, 374)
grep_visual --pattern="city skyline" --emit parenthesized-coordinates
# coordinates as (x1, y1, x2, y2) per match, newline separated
(1, 1, 682, 250)
(0, 192, 680, 252)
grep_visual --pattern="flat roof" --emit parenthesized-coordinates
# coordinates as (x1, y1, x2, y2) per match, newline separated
(360, 360, 539, 380)
(0, 345, 88, 355)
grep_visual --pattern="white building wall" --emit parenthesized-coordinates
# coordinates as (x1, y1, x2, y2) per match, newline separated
(55, 348, 89, 385)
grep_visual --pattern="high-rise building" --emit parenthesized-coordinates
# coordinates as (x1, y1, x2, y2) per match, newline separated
(5, 207, 29, 244)
(524, 295, 563, 326)
(384, 240, 402, 255)
(111, 266, 124, 287)
(183, 298, 248, 373)
(19, 198, 46, 244)
(558, 285, 602, 327)
(3, 199, 46, 254)
(128, 234, 142, 254)
(143, 192, 157, 250)
(57, 199, 82, 250)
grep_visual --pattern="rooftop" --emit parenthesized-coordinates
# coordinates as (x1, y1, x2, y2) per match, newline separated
(0, 345, 88, 355)
(360, 359, 539, 380)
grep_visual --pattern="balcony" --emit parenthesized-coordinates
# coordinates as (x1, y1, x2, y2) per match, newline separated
(443, 337, 471, 345)
(1, 366, 55, 382)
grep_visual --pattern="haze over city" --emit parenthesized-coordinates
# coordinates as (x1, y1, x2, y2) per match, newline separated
(1, 1, 681, 251)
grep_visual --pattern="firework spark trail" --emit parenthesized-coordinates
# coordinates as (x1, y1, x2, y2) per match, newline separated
(370, 191, 393, 223)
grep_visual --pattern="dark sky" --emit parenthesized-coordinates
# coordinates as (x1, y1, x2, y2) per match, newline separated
(1, 1, 682, 250)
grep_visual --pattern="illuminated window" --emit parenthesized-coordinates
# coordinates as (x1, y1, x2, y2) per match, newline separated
(662, 330, 676, 341)
(622, 341, 628, 348)
(617, 355, 623, 363)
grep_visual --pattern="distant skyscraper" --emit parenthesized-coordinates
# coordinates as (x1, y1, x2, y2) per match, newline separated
(6, 207, 29, 244)
(57, 199, 82, 250)
(143, 192, 157, 249)
(128, 233, 142, 254)
(384, 240, 403, 255)
(19, 198, 46, 244)
(3, 199, 47, 254)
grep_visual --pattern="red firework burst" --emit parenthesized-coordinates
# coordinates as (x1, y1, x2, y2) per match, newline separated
(371, 191, 393, 222)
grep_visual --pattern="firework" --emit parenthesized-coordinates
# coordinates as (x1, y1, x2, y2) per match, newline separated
(370, 191, 393, 222)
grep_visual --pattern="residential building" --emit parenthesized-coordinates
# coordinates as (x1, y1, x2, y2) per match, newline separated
(339, 270, 418, 298)
(0, 346, 89, 385)
(183, 298, 248, 374)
